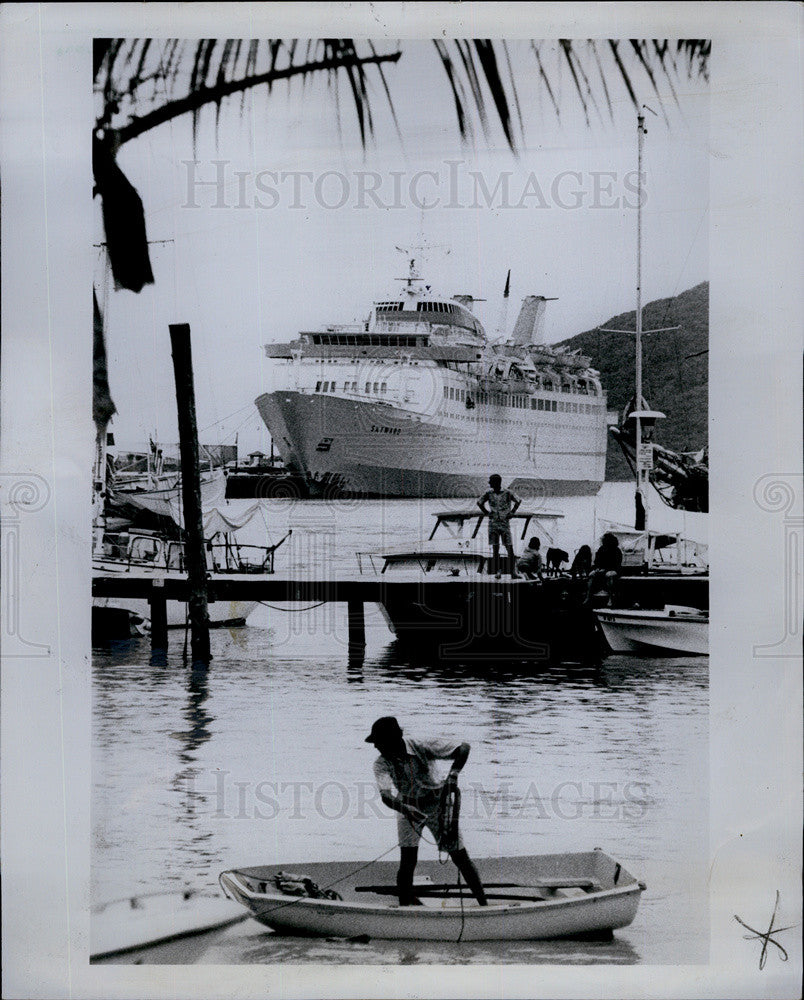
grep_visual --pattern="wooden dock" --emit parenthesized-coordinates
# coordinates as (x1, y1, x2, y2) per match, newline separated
(92, 572, 708, 664)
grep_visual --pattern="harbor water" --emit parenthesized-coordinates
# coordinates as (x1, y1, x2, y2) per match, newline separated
(92, 483, 708, 964)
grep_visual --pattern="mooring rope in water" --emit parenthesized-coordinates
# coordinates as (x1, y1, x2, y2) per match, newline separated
(256, 600, 328, 612)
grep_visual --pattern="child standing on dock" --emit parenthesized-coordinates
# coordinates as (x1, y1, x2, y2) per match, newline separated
(477, 474, 521, 578)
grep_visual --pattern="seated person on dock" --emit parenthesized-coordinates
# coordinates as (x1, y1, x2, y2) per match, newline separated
(516, 536, 544, 580)
(477, 474, 521, 578)
(586, 533, 623, 605)
(366, 716, 487, 907)
(570, 545, 592, 579)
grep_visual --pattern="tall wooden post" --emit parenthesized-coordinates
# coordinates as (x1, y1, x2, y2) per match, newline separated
(149, 577, 168, 663)
(347, 599, 366, 668)
(169, 323, 211, 666)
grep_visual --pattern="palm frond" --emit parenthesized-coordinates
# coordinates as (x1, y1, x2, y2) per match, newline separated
(92, 37, 710, 295)
(560, 39, 591, 126)
(588, 40, 614, 121)
(607, 39, 639, 110)
(531, 41, 561, 121)
(473, 40, 516, 148)
(500, 41, 525, 138)
(651, 40, 680, 109)
(629, 39, 670, 124)
(96, 39, 403, 150)
(96, 37, 710, 154)
(433, 39, 474, 144)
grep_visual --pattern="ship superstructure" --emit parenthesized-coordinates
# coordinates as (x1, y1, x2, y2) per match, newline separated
(255, 258, 608, 497)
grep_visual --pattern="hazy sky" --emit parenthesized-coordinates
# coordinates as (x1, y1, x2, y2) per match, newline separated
(97, 40, 709, 454)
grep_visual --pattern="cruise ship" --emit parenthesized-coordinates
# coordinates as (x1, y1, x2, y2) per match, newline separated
(255, 259, 609, 498)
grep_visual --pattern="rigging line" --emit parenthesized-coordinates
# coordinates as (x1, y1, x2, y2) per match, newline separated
(655, 202, 708, 336)
(654, 218, 709, 450)
(198, 402, 256, 435)
(222, 408, 262, 443)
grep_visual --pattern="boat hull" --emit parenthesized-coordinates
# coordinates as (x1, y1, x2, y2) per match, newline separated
(220, 851, 644, 942)
(256, 390, 604, 499)
(93, 596, 258, 630)
(91, 892, 244, 960)
(378, 577, 606, 664)
(597, 609, 708, 655)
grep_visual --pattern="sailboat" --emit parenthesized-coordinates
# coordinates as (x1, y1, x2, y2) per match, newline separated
(93, 500, 291, 636)
(92, 427, 291, 638)
(594, 111, 709, 656)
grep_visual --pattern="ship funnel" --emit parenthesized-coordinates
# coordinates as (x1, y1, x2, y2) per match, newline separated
(511, 295, 557, 345)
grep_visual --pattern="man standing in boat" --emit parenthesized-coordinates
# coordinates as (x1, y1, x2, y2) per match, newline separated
(477, 474, 521, 578)
(366, 716, 488, 907)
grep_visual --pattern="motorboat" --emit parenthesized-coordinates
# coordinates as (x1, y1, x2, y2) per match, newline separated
(355, 509, 606, 664)
(588, 522, 709, 617)
(596, 605, 708, 655)
(219, 849, 645, 942)
(356, 508, 565, 575)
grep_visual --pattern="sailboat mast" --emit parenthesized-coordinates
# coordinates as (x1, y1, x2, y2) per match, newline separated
(635, 112, 647, 530)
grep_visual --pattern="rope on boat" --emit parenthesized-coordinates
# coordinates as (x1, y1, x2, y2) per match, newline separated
(437, 781, 461, 861)
(219, 841, 401, 920)
(220, 780, 472, 941)
(437, 781, 467, 942)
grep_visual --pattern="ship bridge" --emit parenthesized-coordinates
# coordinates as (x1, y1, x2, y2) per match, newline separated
(370, 298, 485, 347)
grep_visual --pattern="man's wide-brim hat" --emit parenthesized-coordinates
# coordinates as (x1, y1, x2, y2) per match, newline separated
(365, 716, 402, 744)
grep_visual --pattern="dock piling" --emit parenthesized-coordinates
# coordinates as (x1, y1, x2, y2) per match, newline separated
(347, 599, 366, 663)
(149, 579, 168, 661)
(169, 323, 211, 667)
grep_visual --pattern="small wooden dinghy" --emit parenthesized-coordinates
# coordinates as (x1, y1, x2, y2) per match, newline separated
(597, 605, 708, 655)
(90, 890, 245, 960)
(219, 849, 645, 942)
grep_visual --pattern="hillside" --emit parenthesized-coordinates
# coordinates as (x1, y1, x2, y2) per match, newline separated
(559, 281, 708, 480)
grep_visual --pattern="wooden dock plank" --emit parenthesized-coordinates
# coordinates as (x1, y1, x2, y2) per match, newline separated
(92, 573, 707, 609)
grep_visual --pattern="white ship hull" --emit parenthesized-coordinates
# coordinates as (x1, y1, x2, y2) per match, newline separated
(256, 391, 606, 498)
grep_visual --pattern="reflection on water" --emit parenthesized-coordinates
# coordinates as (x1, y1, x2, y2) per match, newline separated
(93, 610, 707, 965)
(231, 923, 643, 966)
(92, 484, 707, 965)
(98, 917, 642, 966)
